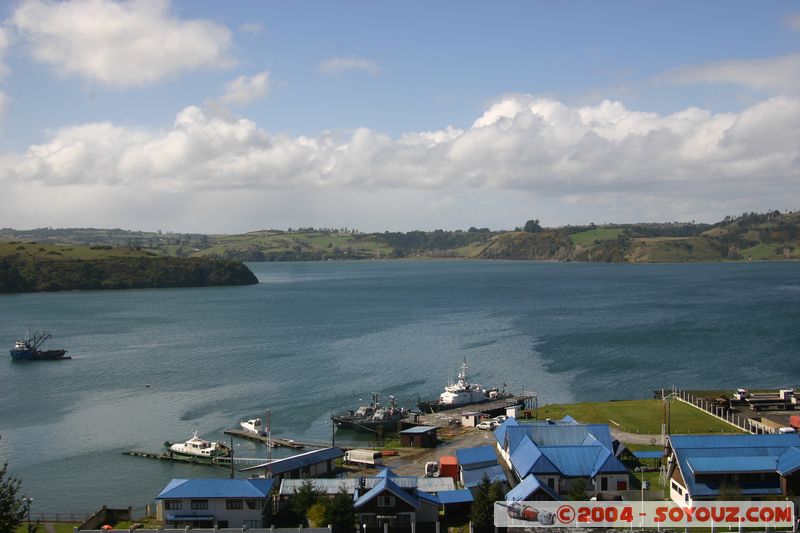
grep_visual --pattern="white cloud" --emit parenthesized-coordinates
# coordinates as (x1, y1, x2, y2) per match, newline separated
(318, 55, 379, 75)
(786, 12, 800, 31)
(220, 71, 270, 106)
(10, 0, 233, 88)
(1, 94, 799, 229)
(4, 94, 799, 192)
(664, 53, 800, 93)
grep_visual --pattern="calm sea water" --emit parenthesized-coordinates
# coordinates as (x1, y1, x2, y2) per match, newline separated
(1, 260, 799, 512)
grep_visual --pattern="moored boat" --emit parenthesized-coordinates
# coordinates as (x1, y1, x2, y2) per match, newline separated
(9, 331, 70, 361)
(417, 358, 515, 413)
(240, 417, 267, 436)
(165, 431, 231, 458)
(332, 393, 410, 433)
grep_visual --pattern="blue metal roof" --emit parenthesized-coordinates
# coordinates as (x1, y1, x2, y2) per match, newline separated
(156, 478, 274, 499)
(241, 447, 344, 474)
(456, 445, 498, 469)
(416, 490, 439, 505)
(506, 474, 558, 502)
(777, 447, 800, 475)
(509, 436, 549, 478)
(494, 417, 520, 445)
(374, 467, 398, 478)
(670, 434, 800, 450)
(633, 451, 663, 459)
(436, 489, 474, 504)
(354, 478, 420, 510)
(524, 424, 614, 449)
(688, 456, 778, 474)
(462, 465, 508, 488)
(669, 434, 800, 499)
(400, 425, 437, 434)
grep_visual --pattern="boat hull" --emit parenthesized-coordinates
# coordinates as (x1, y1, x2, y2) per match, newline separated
(10, 349, 70, 361)
(331, 415, 408, 433)
(165, 443, 231, 458)
(417, 395, 519, 413)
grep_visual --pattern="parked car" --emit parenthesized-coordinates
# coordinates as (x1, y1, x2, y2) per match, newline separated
(494, 415, 508, 423)
(476, 420, 497, 430)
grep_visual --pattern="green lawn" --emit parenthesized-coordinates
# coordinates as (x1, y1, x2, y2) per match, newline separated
(569, 228, 625, 246)
(532, 399, 741, 435)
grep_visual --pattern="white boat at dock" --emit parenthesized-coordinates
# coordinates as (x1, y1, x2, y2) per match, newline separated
(240, 417, 267, 436)
(165, 431, 231, 458)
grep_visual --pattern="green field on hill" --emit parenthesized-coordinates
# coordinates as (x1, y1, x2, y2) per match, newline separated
(534, 399, 741, 435)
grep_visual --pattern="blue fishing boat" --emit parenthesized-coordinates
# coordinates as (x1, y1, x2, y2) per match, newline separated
(10, 331, 70, 361)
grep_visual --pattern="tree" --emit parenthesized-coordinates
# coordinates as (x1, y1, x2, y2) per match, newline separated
(470, 476, 495, 533)
(567, 479, 587, 501)
(289, 480, 319, 526)
(325, 489, 355, 533)
(0, 463, 28, 533)
(307, 502, 328, 528)
(523, 219, 542, 233)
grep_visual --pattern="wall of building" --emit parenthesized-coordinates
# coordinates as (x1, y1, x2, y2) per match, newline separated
(159, 497, 267, 528)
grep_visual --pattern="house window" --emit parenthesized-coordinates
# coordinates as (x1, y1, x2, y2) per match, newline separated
(547, 478, 555, 489)
(378, 495, 396, 507)
(191, 500, 208, 510)
(397, 514, 412, 526)
(226, 499, 243, 510)
(244, 520, 262, 529)
(164, 500, 182, 510)
(601, 477, 608, 491)
(245, 499, 264, 510)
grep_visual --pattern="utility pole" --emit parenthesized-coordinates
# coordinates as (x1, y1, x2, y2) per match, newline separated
(229, 435, 234, 479)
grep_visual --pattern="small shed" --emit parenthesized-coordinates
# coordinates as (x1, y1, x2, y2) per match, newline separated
(437, 489, 474, 519)
(461, 412, 482, 427)
(506, 405, 521, 418)
(438, 456, 458, 480)
(400, 425, 438, 448)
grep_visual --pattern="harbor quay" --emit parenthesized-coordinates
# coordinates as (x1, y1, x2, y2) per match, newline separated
(37, 386, 800, 532)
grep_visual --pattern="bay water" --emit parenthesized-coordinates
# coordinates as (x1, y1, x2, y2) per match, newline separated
(1, 260, 799, 512)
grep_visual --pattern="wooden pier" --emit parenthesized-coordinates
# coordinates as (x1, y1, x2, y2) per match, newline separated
(122, 450, 269, 468)
(223, 429, 306, 449)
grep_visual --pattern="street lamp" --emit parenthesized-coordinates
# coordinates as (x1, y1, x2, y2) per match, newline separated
(25, 496, 33, 533)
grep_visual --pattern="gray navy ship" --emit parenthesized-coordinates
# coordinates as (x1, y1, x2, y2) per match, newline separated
(332, 393, 410, 433)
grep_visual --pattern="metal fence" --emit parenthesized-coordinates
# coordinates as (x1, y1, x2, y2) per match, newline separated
(671, 387, 775, 434)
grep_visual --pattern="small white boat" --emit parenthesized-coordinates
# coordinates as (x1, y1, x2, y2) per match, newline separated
(240, 417, 267, 436)
(165, 431, 231, 458)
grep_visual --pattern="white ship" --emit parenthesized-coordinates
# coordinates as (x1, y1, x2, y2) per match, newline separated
(417, 358, 514, 412)
(165, 431, 231, 458)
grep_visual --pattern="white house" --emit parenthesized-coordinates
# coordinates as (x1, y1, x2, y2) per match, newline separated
(155, 478, 275, 529)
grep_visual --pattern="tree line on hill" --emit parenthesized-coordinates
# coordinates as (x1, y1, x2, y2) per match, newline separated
(0, 255, 258, 293)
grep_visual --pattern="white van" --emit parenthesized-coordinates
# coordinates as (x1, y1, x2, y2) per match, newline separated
(344, 449, 383, 466)
(778, 427, 796, 434)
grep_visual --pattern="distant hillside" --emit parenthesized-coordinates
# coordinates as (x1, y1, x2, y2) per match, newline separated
(0, 241, 258, 293)
(1, 210, 798, 265)
(481, 211, 798, 262)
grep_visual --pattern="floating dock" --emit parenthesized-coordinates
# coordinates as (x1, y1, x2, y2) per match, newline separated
(122, 450, 269, 468)
(223, 429, 306, 449)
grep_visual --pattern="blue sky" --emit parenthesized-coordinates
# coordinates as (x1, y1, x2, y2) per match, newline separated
(0, 1, 799, 232)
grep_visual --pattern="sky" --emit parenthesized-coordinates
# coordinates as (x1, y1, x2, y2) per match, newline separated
(0, 1, 799, 233)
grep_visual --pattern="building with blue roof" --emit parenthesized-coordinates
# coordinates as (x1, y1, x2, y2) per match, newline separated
(666, 433, 800, 505)
(155, 478, 275, 529)
(240, 447, 344, 481)
(351, 468, 440, 530)
(495, 416, 629, 499)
